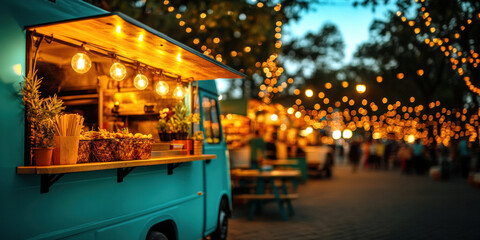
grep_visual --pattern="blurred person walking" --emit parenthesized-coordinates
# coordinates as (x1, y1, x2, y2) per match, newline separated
(363, 140, 371, 169)
(348, 138, 362, 173)
(458, 137, 471, 178)
(249, 130, 266, 169)
(413, 139, 425, 174)
(399, 141, 413, 174)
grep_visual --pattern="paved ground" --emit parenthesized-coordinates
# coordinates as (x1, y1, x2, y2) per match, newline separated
(228, 166, 480, 240)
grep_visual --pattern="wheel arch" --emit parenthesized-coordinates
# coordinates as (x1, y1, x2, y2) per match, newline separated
(144, 219, 178, 240)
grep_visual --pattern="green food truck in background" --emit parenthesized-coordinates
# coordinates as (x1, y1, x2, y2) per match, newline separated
(0, 0, 244, 239)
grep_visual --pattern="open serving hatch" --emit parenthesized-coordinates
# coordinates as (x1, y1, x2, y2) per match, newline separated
(25, 12, 245, 138)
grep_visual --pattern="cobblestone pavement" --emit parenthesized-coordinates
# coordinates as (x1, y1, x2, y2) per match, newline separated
(228, 166, 480, 240)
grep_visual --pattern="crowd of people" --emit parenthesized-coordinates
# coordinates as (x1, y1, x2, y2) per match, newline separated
(346, 136, 478, 179)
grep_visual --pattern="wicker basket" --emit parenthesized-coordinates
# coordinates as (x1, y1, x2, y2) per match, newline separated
(134, 138, 154, 159)
(77, 140, 92, 163)
(116, 138, 136, 161)
(91, 139, 118, 162)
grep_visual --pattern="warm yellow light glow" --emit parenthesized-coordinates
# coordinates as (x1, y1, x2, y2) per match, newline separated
(155, 81, 169, 96)
(116, 25, 121, 33)
(271, 114, 278, 121)
(173, 84, 185, 99)
(133, 74, 148, 90)
(332, 130, 342, 140)
(356, 84, 366, 93)
(71, 52, 92, 74)
(138, 34, 144, 41)
(110, 62, 127, 81)
(295, 111, 301, 119)
(342, 129, 353, 139)
(306, 127, 313, 134)
(305, 89, 313, 97)
(13, 64, 22, 76)
(287, 107, 294, 114)
(176, 54, 182, 62)
(407, 134, 415, 143)
(372, 132, 381, 139)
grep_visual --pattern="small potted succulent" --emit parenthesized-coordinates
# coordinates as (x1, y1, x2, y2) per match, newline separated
(192, 131, 204, 155)
(21, 71, 64, 165)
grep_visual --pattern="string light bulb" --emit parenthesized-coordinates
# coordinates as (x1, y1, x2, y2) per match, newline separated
(71, 52, 91, 74)
(134, 73, 148, 90)
(173, 84, 186, 99)
(155, 81, 169, 96)
(356, 84, 366, 93)
(110, 62, 127, 81)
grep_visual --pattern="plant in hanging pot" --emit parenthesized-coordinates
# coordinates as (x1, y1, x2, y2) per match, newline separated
(21, 71, 64, 166)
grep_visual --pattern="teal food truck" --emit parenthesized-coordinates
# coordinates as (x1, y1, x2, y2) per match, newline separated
(0, 0, 244, 239)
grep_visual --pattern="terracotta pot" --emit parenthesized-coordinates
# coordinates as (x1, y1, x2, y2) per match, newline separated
(32, 147, 54, 166)
(193, 140, 203, 155)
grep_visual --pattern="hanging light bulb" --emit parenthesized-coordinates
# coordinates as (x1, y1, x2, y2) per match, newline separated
(110, 62, 127, 81)
(134, 73, 148, 90)
(71, 52, 91, 74)
(173, 84, 185, 99)
(155, 81, 169, 96)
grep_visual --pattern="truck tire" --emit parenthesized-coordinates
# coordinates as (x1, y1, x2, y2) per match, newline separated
(211, 200, 228, 240)
(146, 231, 168, 240)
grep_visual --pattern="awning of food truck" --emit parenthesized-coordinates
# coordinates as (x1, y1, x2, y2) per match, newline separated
(26, 12, 245, 81)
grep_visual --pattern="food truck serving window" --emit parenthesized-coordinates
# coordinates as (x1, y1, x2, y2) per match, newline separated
(202, 97, 221, 144)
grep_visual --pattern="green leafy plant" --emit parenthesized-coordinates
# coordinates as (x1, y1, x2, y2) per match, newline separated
(156, 107, 174, 133)
(192, 131, 204, 141)
(21, 71, 64, 148)
(170, 103, 199, 134)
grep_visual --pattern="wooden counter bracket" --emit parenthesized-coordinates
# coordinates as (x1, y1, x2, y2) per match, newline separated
(117, 167, 136, 183)
(41, 173, 65, 194)
(167, 163, 183, 175)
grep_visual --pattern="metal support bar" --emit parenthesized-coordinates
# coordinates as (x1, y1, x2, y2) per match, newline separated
(117, 167, 135, 183)
(40, 173, 65, 194)
(167, 163, 183, 175)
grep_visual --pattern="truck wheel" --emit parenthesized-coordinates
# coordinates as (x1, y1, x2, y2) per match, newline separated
(211, 201, 228, 240)
(146, 231, 168, 240)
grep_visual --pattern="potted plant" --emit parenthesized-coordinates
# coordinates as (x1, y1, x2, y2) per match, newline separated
(192, 131, 204, 155)
(21, 71, 64, 165)
(170, 103, 199, 140)
(156, 107, 174, 141)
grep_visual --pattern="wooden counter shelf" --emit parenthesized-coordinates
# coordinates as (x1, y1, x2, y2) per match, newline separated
(17, 154, 216, 194)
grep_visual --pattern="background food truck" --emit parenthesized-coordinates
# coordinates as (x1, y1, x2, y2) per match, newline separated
(0, 0, 244, 239)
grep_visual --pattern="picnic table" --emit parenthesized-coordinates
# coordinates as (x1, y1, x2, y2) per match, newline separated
(231, 169, 301, 221)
